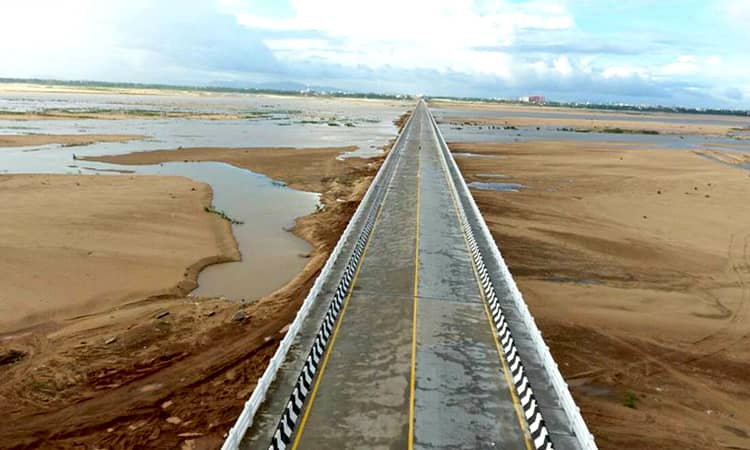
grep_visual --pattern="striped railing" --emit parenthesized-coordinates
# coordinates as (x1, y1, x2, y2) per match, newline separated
(428, 108, 597, 450)
(221, 109, 414, 450)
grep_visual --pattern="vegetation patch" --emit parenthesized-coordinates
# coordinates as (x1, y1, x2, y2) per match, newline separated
(204, 206, 244, 225)
(623, 391, 637, 409)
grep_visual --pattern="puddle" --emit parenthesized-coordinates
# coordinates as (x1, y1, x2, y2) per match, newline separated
(575, 382, 614, 398)
(476, 173, 508, 178)
(104, 161, 321, 301)
(453, 152, 505, 159)
(468, 181, 526, 192)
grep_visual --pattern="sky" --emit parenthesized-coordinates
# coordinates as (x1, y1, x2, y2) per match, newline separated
(0, 0, 748, 108)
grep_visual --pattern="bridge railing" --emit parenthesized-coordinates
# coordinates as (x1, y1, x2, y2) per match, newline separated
(221, 108, 415, 450)
(427, 110, 598, 450)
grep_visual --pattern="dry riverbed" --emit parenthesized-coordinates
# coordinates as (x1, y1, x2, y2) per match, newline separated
(451, 140, 750, 449)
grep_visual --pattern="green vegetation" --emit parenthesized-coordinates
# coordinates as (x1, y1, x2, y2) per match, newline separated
(602, 127, 659, 135)
(623, 391, 637, 409)
(204, 206, 244, 225)
(556, 126, 659, 135)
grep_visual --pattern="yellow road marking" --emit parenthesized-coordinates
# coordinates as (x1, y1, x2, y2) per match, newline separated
(290, 147, 401, 450)
(432, 124, 535, 450)
(408, 138, 422, 450)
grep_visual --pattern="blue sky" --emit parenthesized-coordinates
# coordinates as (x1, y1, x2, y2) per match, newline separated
(1, 0, 748, 108)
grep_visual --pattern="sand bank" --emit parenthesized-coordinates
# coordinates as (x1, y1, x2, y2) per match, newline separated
(0, 133, 146, 147)
(451, 140, 750, 449)
(0, 174, 239, 332)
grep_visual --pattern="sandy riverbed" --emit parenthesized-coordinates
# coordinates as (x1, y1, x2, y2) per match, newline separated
(451, 140, 750, 449)
(0, 122, 403, 448)
(0, 174, 238, 333)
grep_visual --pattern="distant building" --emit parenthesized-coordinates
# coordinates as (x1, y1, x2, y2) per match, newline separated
(519, 95, 545, 104)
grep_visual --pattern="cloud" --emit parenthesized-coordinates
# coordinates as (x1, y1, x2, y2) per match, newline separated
(0, 0, 747, 108)
(660, 55, 699, 76)
(232, 0, 573, 75)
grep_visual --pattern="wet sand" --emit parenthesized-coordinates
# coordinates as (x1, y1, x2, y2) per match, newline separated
(696, 149, 750, 166)
(451, 140, 750, 449)
(0, 133, 146, 147)
(0, 134, 399, 448)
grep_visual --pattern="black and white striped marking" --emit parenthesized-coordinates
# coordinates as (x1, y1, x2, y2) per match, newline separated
(267, 143, 402, 450)
(458, 193, 554, 450)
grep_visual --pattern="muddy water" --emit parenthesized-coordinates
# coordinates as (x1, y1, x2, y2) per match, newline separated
(126, 161, 320, 301)
(0, 91, 409, 301)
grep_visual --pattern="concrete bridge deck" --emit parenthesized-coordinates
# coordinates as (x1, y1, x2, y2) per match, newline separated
(230, 102, 591, 450)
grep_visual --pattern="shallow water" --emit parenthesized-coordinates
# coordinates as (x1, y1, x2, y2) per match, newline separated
(434, 108, 750, 155)
(453, 152, 505, 159)
(0, 91, 409, 300)
(434, 106, 750, 127)
(475, 173, 508, 178)
(468, 181, 526, 192)
(126, 161, 320, 301)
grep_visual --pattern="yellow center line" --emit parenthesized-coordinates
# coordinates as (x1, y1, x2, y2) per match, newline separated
(432, 124, 535, 450)
(290, 144, 402, 450)
(408, 140, 421, 450)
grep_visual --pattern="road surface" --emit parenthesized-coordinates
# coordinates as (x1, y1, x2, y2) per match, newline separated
(239, 102, 583, 450)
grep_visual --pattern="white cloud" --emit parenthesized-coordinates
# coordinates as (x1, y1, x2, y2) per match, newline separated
(602, 65, 649, 79)
(661, 55, 698, 75)
(234, 0, 573, 78)
(718, 0, 750, 30)
(553, 55, 573, 76)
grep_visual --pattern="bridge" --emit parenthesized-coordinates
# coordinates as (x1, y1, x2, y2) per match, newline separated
(223, 102, 597, 450)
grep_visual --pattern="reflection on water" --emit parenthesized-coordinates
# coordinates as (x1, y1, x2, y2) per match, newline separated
(0, 92, 409, 300)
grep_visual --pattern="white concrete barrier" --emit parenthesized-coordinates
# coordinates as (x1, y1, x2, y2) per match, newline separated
(428, 109, 597, 450)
